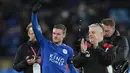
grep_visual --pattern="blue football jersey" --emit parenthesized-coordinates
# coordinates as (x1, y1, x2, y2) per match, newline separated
(32, 13, 77, 73)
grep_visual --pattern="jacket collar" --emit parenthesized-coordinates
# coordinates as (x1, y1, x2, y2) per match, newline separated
(98, 40, 105, 47)
(104, 30, 120, 40)
(112, 30, 120, 37)
(88, 40, 104, 48)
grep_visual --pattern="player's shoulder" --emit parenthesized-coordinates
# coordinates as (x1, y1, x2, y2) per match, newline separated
(62, 44, 73, 50)
(17, 42, 29, 52)
(115, 36, 128, 42)
(62, 44, 73, 55)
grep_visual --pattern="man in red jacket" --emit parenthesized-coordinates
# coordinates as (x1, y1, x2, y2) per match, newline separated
(73, 23, 116, 73)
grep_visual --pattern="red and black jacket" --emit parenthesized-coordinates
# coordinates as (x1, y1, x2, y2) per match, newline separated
(73, 41, 116, 73)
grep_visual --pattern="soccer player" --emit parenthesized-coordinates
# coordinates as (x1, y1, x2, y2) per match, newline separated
(31, 0, 77, 73)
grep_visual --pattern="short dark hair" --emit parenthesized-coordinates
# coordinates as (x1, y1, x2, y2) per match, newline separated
(53, 24, 67, 34)
(101, 18, 115, 27)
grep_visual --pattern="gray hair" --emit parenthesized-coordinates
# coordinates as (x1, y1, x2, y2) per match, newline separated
(89, 23, 104, 32)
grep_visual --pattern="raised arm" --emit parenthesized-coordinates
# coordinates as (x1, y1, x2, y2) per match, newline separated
(31, 0, 47, 45)
(32, 13, 46, 45)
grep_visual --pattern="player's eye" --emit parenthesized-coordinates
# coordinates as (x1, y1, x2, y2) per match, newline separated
(57, 33, 61, 35)
(105, 30, 109, 32)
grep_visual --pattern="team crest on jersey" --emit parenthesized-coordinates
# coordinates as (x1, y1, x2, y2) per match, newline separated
(63, 49, 67, 54)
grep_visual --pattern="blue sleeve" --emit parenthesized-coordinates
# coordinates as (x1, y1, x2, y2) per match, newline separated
(68, 48, 77, 73)
(68, 64, 77, 73)
(31, 13, 48, 46)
